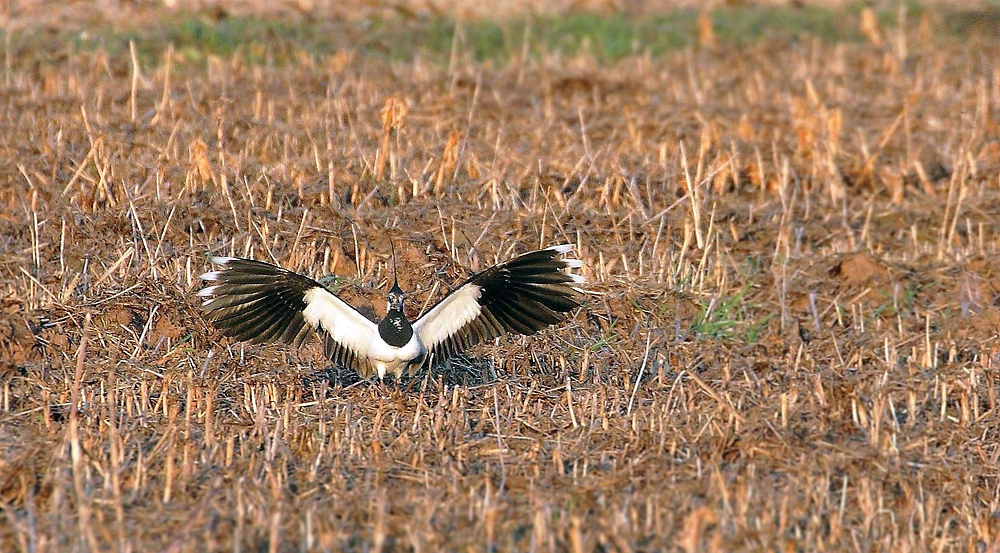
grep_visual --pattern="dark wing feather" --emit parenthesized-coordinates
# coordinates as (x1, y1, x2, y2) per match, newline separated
(412, 245, 585, 364)
(198, 258, 315, 347)
(198, 257, 377, 375)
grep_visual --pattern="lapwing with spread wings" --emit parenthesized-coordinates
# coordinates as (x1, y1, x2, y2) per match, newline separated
(198, 244, 585, 380)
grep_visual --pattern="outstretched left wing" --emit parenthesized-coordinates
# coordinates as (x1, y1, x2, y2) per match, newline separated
(198, 257, 378, 373)
(412, 244, 585, 363)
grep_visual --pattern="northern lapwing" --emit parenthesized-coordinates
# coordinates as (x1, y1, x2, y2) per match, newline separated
(197, 244, 586, 380)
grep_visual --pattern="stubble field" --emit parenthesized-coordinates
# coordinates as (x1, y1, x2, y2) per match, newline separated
(2, 2, 1000, 551)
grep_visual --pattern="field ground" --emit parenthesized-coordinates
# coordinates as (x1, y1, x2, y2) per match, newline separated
(2, 1, 1000, 551)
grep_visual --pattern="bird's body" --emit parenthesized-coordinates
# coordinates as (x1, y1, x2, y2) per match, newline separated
(363, 328, 425, 379)
(198, 244, 584, 379)
(302, 286, 426, 379)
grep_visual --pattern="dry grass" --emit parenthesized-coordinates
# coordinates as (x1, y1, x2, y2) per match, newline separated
(2, 3, 1000, 551)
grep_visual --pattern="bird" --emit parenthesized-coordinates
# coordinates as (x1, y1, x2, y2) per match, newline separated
(197, 244, 586, 380)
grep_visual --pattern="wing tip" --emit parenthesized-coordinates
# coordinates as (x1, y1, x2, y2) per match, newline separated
(547, 246, 587, 287)
(547, 244, 575, 254)
(197, 285, 219, 298)
(200, 270, 223, 282)
(200, 257, 238, 281)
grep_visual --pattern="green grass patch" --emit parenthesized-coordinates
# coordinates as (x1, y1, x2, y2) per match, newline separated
(692, 283, 754, 340)
(2, 2, 996, 69)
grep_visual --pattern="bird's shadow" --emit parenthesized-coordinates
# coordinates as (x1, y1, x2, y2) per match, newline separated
(303, 354, 498, 391)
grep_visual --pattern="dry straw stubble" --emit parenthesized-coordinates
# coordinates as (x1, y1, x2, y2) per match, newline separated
(1, 4, 1000, 551)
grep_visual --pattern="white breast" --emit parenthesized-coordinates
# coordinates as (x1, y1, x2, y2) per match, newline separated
(368, 332, 426, 379)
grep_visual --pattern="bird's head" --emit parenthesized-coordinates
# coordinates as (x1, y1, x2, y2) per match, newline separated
(387, 280, 406, 312)
(385, 239, 407, 313)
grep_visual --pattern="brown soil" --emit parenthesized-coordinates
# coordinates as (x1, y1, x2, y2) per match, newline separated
(1, 4, 1000, 552)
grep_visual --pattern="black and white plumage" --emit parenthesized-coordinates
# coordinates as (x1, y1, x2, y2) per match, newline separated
(198, 244, 586, 380)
